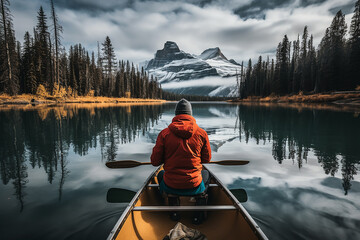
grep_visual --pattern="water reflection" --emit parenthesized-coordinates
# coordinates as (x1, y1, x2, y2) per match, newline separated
(0, 103, 168, 212)
(236, 103, 360, 195)
(228, 177, 360, 240)
(1, 102, 359, 240)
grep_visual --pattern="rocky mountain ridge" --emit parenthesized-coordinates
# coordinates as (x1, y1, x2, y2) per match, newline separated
(145, 41, 242, 97)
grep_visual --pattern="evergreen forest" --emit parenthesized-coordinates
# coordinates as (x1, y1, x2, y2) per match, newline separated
(0, 0, 164, 99)
(1, 1, 360, 100)
(240, 1, 360, 98)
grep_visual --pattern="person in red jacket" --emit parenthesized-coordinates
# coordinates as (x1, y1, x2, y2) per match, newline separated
(151, 99, 212, 197)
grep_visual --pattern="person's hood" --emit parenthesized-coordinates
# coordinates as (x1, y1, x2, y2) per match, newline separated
(168, 114, 198, 139)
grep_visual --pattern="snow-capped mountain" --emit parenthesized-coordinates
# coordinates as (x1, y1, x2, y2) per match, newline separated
(146, 41, 242, 97)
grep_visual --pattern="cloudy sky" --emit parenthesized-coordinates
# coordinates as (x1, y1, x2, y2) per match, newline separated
(10, 0, 356, 64)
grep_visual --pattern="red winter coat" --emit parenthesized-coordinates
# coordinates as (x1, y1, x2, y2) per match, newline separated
(151, 114, 211, 189)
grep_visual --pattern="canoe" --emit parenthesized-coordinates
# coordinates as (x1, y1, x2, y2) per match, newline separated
(107, 165, 268, 240)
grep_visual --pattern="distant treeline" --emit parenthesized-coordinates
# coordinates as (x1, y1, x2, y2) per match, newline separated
(240, 0, 360, 98)
(0, 1, 165, 99)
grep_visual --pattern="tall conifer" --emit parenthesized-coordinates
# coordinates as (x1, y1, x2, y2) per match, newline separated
(349, 0, 360, 89)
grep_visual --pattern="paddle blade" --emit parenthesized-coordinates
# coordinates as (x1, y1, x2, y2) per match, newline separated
(230, 189, 248, 203)
(106, 188, 136, 203)
(209, 160, 249, 166)
(106, 160, 150, 168)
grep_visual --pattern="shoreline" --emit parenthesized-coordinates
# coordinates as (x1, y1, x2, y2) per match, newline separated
(0, 94, 166, 106)
(229, 91, 360, 106)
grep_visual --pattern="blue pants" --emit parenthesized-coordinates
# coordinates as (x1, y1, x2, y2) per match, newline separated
(157, 169, 210, 196)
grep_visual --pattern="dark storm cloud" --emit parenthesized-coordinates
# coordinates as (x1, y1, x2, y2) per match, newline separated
(54, 0, 132, 13)
(234, 0, 327, 19)
(329, 2, 355, 15)
(54, 0, 213, 13)
(10, 0, 357, 64)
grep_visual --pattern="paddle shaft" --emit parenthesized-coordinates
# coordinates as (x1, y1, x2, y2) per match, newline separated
(207, 160, 249, 166)
(106, 160, 152, 168)
(106, 160, 249, 168)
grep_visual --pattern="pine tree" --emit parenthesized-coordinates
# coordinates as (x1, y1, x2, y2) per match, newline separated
(263, 57, 270, 96)
(35, 6, 51, 90)
(90, 51, 96, 95)
(278, 35, 290, 95)
(101, 36, 117, 96)
(349, 0, 360, 90)
(136, 67, 141, 98)
(291, 35, 300, 93)
(130, 63, 136, 96)
(328, 10, 347, 91)
(115, 70, 121, 97)
(240, 58, 252, 98)
(307, 35, 316, 92)
(125, 60, 130, 95)
(96, 41, 103, 95)
(7, 21, 19, 94)
(0, 0, 19, 95)
(119, 61, 125, 97)
(48, 33, 54, 93)
(300, 26, 308, 91)
(316, 29, 327, 92)
(68, 46, 77, 95)
(59, 49, 68, 88)
(140, 66, 145, 98)
(84, 51, 91, 95)
(255, 56, 262, 96)
(21, 31, 37, 93)
(273, 42, 282, 94)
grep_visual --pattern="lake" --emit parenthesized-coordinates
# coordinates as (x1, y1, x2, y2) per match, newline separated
(0, 102, 359, 240)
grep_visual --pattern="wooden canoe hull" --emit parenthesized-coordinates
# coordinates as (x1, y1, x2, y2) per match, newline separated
(108, 166, 268, 240)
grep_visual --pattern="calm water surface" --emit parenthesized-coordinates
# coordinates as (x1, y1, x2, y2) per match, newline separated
(0, 102, 359, 240)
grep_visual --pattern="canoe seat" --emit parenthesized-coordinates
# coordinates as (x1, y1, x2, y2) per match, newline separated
(164, 192, 208, 224)
(147, 181, 213, 224)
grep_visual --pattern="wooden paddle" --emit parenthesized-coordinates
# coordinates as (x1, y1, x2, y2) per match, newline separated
(105, 160, 249, 169)
(106, 188, 136, 203)
(230, 189, 248, 203)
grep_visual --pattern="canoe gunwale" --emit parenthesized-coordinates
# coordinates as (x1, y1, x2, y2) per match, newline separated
(107, 165, 269, 240)
(106, 166, 162, 240)
(204, 165, 269, 240)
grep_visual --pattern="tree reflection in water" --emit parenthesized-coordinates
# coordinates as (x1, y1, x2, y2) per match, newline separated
(0, 103, 166, 211)
(236, 103, 360, 195)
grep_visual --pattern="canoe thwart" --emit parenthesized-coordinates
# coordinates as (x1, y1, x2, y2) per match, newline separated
(147, 183, 218, 187)
(133, 205, 237, 211)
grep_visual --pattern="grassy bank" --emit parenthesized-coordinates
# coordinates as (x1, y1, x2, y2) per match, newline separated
(232, 91, 360, 105)
(0, 94, 166, 105)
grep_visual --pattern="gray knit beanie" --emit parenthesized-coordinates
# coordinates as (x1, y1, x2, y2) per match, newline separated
(175, 98, 192, 116)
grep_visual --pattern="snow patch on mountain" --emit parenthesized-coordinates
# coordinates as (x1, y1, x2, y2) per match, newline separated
(161, 76, 239, 97)
(205, 58, 241, 77)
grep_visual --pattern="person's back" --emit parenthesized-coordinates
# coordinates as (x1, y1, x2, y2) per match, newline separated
(151, 99, 211, 195)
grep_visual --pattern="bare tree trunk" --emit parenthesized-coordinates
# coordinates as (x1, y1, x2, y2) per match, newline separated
(50, 0, 60, 85)
(1, 0, 12, 93)
(48, 34, 54, 94)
